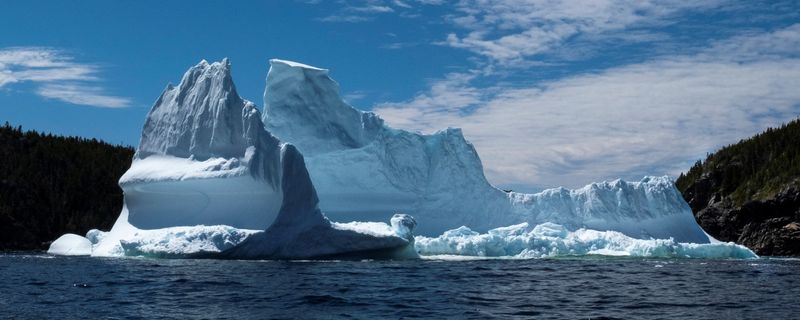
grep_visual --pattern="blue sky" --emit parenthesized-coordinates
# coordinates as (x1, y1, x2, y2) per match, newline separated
(1, 0, 799, 191)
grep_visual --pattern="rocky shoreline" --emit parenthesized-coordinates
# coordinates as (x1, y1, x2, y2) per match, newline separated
(683, 179, 800, 256)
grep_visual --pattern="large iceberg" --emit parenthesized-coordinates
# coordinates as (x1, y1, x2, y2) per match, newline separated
(49, 59, 417, 259)
(261, 59, 710, 243)
(46, 57, 753, 260)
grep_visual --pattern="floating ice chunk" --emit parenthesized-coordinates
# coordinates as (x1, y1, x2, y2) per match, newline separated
(415, 223, 757, 259)
(48, 234, 92, 256)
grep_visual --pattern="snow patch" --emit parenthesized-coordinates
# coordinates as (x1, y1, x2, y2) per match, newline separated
(119, 155, 248, 184)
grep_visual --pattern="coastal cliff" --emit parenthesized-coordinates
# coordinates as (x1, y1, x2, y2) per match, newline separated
(677, 119, 800, 255)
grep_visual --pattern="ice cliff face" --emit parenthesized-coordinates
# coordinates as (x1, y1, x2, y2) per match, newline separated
(263, 59, 511, 236)
(49, 59, 417, 259)
(264, 59, 384, 155)
(262, 59, 711, 243)
(509, 176, 709, 243)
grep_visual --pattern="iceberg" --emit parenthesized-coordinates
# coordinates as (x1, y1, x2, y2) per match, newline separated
(46, 57, 751, 260)
(48, 59, 417, 259)
(261, 59, 710, 243)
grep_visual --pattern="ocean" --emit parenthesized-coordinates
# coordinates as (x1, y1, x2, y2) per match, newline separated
(1, 254, 798, 319)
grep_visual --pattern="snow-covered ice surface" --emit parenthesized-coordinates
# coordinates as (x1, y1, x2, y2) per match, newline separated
(48, 59, 416, 260)
(415, 223, 757, 259)
(261, 59, 710, 243)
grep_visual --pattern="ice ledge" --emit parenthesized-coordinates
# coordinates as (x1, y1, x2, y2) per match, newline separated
(119, 155, 249, 186)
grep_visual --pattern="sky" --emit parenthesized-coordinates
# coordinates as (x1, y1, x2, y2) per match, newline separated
(1, 0, 798, 192)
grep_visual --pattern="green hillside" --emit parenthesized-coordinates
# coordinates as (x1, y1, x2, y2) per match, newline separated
(676, 118, 800, 255)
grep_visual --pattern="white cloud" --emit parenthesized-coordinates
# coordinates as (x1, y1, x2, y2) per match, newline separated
(442, 0, 725, 65)
(374, 25, 800, 188)
(0, 47, 130, 108)
(37, 84, 130, 108)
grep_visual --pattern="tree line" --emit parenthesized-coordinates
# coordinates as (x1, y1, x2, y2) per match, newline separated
(676, 118, 800, 205)
(0, 122, 134, 250)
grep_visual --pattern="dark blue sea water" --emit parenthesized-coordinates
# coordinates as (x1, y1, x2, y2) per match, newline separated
(1, 254, 798, 319)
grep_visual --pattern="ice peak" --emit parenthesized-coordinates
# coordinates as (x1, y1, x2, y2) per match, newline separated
(186, 58, 231, 79)
(138, 58, 256, 160)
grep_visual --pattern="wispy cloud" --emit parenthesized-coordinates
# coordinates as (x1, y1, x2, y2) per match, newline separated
(36, 84, 130, 108)
(375, 25, 800, 188)
(441, 0, 725, 66)
(352, 5, 394, 13)
(318, 14, 373, 23)
(380, 41, 422, 49)
(318, 1, 397, 23)
(393, 0, 412, 9)
(0, 47, 130, 108)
